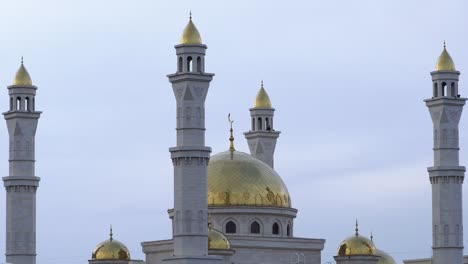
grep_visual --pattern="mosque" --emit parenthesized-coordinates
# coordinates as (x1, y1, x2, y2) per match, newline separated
(1, 15, 466, 264)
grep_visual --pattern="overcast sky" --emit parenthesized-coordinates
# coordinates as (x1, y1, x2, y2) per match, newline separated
(0, 0, 467, 263)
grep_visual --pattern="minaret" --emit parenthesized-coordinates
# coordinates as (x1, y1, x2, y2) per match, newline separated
(164, 14, 220, 264)
(244, 81, 280, 167)
(3, 59, 41, 264)
(426, 42, 465, 264)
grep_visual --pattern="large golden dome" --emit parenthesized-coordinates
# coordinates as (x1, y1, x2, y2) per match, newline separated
(208, 225, 231, 250)
(92, 228, 130, 260)
(207, 150, 291, 208)
(180, 16, 202, 45)
(375, 249, 396, 264)
(435, 44, 456, 71)
(13, 60, 33, 86)
(253, 82, 272, 108)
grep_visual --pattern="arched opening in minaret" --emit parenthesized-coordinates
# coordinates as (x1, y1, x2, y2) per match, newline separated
(272, 222, 280, 235)
(252, 118, 255, 130)
(257, 117, 263, 130)
(433, 83, 438, 97)
(442, 82, 447, 96)
(197, 57, 202, 73)
(187, 56, 193, 72)
(25, 97, 30, 111)
(16, 97, 21, 111)
(178, 57, 183, 72)
(225, 221, 236, 234)
(250, 221, 260, 234)
(265, 117, 271, 131)
(451, 82, 456, 97)
(10, 97, 13, 111)
(286, 224, 291, 236)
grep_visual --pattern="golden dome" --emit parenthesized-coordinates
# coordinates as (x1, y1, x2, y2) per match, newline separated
(92, 228, 130, 260)
(208, 225, 231, 250)
(207, 150, 291, 208)
(435, 43, 456, 71)
(375, 249, 397, 264)
(13, 60, 33, 86)
(253, 81, 272, 108)
(337, 223, 376, 256)
(180, 16, 202, 45)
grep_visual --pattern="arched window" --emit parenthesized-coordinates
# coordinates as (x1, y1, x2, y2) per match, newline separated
(25, 97, 30, 111)
(434, 83, 438, 97)
(225, 221, 236, 234)
(252, 118, 255, 131)
(286, 224, 291, 236)
(257, 117, 263, 130)
(16, 97, 21, 111)
(10, 97, 13, 111)
(187, 56, 193, 72)
(265, 117, 271, 131)
(442, 82, 447, 96)
(197, 57, 202, 73)
(250, 221, 260, 234)
(272, 222, 279, 235)
(451, 82, 456, 97)
(178, 57, 183, 72)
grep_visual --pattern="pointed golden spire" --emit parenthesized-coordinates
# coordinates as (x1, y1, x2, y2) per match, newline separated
(254, 81, 272, 108)
(13, 57, 33, 86)
(228, 113, 235, 151)
(109, 225, 113, 241)
(370, 231, 373, 241)
(355, 219, 359, 237)
(435, 41, 456, 71)
(180, 11, 202, 44)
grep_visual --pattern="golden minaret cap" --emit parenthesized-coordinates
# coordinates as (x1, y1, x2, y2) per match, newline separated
(228, 113, 235, 151)
(110, 224, 113, 241)
(435, 41, 456, 71)
(13, 57, 33, 86)
(254, 81, 272, 108)
(180, 11, 202, 44)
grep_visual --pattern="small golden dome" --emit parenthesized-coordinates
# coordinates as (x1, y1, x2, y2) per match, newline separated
(375, 249, 397, 264)
(208, 225, 231, 250)
(13, 59, 33, 86)
(92, 227, 130, 260)
(435, 43, 456, 71)
(253, 81, 272, 108)
(180, 15, 202, 45)
(207, 150, 291, 208)
(337, 222, 376, 256)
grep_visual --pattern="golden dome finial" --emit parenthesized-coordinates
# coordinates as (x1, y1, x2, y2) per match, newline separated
(370, 231, 373, 241)
(180, 12, 202, 44)
(13, 57, 33, 86)
(228, 113, 235, 151)
(355, 219, 359, 237)
(254, 81, 272, 108)
(109, 225, 113, 241)
(435, 41, 456, 71)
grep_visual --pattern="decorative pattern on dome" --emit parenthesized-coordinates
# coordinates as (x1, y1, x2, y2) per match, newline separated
(208, 150, 291, 208)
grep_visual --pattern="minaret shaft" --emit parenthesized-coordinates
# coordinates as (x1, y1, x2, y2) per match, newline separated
(427, 69, 465, 264)
(3, 81, 41, 264)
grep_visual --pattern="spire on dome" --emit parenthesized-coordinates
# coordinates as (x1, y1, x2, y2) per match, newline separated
(228, 113, 235, 151)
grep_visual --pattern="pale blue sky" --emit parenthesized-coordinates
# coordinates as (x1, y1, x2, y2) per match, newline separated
(0, 0, 467, 263)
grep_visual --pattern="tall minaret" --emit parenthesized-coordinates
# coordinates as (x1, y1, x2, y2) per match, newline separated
(3, 59, 41, 264)
(244, 81, 280, 167)
(426, 43, 465, 264)
(164, 15, 220, 264)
